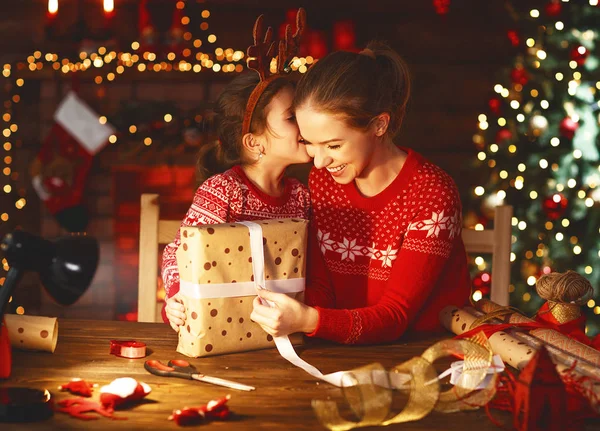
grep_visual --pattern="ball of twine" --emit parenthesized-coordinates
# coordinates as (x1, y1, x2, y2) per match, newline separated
(535, 270, 593, 305)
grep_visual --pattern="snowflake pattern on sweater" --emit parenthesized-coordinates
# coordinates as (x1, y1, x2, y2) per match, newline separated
(305, 148, 471, 344)
(160, 166, 311, 322)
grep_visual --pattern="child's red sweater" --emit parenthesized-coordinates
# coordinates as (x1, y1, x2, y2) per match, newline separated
(305, 148, 471, 344)
(161, 165, 311, 323)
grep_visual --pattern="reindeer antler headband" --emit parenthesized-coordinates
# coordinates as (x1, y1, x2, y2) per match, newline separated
(242, 8, 306, 136)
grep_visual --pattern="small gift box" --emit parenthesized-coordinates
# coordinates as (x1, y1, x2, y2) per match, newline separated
(175, 218, 308, 357)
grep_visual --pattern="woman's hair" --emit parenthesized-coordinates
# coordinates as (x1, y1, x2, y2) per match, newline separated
(197, 72, 291, 184)
(294, 41, 411, 137)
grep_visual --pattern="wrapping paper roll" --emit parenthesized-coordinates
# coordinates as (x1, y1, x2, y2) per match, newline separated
(476, 299, 600, 368)
(439, 306, 535, 370)
(4, 314, 58, 353)
(440, 306, 600, 412)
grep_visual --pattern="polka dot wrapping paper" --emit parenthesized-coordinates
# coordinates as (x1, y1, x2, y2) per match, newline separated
(4, 314, 58, 353)
(175, 218, 308, 357)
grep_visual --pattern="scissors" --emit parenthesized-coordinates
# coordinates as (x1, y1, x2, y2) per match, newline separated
(144, 359, 255, 392)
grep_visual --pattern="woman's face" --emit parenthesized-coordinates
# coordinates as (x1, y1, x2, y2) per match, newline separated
(295, 106, 376, 184)
(262, 86, 311, 165)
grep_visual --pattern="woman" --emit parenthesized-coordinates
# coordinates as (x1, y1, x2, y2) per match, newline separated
(251, 42, 471, 344)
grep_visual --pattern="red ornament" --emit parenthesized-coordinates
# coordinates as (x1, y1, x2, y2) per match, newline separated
(559, 117, 579, 139)
(59, 379, 96, 397)
(496, 128, 513, 143)
(507, 30, 520, 47)
(545, 0, 562, 17)
(472, 271, 491, 296)
(513, 346, 567, 431)
(511, 67, 529, 86)
(169, 395, 231, 426)
(433, 0, 451, 15)
(569, 45, 589, 66)
(542, 193, 568, 220)
(489, 97, 502, 115)
(304, 30, 328, 59)
(333, 21, 357, 52)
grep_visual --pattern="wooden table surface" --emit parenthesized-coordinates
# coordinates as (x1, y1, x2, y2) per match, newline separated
(0, 319, 522, 430)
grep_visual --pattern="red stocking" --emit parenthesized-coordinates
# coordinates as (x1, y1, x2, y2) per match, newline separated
(30, 92, 112, 232)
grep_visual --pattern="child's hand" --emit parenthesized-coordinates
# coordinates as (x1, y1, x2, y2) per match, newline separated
(165, 293, 186, 333)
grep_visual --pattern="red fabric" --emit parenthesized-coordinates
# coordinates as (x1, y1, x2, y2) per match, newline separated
(59, 379, 95, 397)
(305, 148, 471, 344)
(161, 165, 311, 323)
(55, 398, 125, 420)
(0, 318, 11, 378)
(169, 395, 231, 426)
(513, 346, 567, 431)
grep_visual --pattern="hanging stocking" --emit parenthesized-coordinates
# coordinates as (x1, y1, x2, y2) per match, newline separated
(166, 3, 185, 56)
(30, 91, 114, 232)
(138, 0, 158, 53)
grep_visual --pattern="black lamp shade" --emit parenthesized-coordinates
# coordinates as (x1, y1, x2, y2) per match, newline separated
(1, 230, 99, 306)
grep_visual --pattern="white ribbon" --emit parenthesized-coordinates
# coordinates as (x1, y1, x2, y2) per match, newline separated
(179, 279, 304, 299)
(239, 221, 408, 388)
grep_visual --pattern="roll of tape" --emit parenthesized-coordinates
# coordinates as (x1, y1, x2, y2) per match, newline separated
(109, 340, 147, 359)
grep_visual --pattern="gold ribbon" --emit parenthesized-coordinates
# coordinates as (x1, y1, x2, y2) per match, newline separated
(312, 332, 497, 430)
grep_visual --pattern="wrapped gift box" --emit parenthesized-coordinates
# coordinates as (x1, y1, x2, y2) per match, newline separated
(176, 218, 308, 357)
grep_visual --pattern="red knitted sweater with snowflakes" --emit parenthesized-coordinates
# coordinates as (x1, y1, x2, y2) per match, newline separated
(161, 165, 311, 323)
(304, 148, 471, 344)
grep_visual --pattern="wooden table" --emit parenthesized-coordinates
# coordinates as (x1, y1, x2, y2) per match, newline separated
(0, 319, 519, 430)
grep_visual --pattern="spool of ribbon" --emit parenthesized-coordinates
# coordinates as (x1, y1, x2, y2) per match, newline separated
(109, 340, 147, 359)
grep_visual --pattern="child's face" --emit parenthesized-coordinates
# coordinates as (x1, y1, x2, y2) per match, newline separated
(262, 87, 311, 165)
(295, 106, 377, 185)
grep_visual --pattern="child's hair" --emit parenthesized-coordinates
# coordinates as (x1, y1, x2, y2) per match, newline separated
(294, 41, 411, 137)
(197, 72, 292, 184)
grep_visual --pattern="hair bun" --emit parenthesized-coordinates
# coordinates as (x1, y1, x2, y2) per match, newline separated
(359, 48, 376, 59)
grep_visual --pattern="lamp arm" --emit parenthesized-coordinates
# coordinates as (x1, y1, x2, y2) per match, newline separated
(0, 267, 24, 324)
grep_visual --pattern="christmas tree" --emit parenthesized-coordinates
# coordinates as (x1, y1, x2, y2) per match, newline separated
(465, 0, 600, 336)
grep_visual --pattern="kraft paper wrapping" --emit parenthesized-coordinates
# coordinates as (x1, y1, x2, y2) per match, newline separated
(440, 306, 600, 412)
(5, 314, 58, 353)
(176, 218, 308, 357)
(440, 306, 536, 370)
(475, 299, 600, 369)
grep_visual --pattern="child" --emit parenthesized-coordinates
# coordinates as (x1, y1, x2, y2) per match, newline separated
(250, 42, 472, 344)
(161, 70, 311, 331)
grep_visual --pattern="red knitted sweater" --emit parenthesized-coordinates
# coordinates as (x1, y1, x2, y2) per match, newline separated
(161, 165, 311, 323)
(304, 148, 471, 344)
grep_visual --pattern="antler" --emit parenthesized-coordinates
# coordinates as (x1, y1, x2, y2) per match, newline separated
(246, 15, 276, 81)
(276, 8, 306, 74)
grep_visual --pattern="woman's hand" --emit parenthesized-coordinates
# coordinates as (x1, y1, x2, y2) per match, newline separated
(250, 289, 319, 337)
(165, 293, 186, 333)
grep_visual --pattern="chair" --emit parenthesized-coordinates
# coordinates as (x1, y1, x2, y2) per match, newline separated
(138, 194, 181, 322)
(462, 205, 513, 306)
